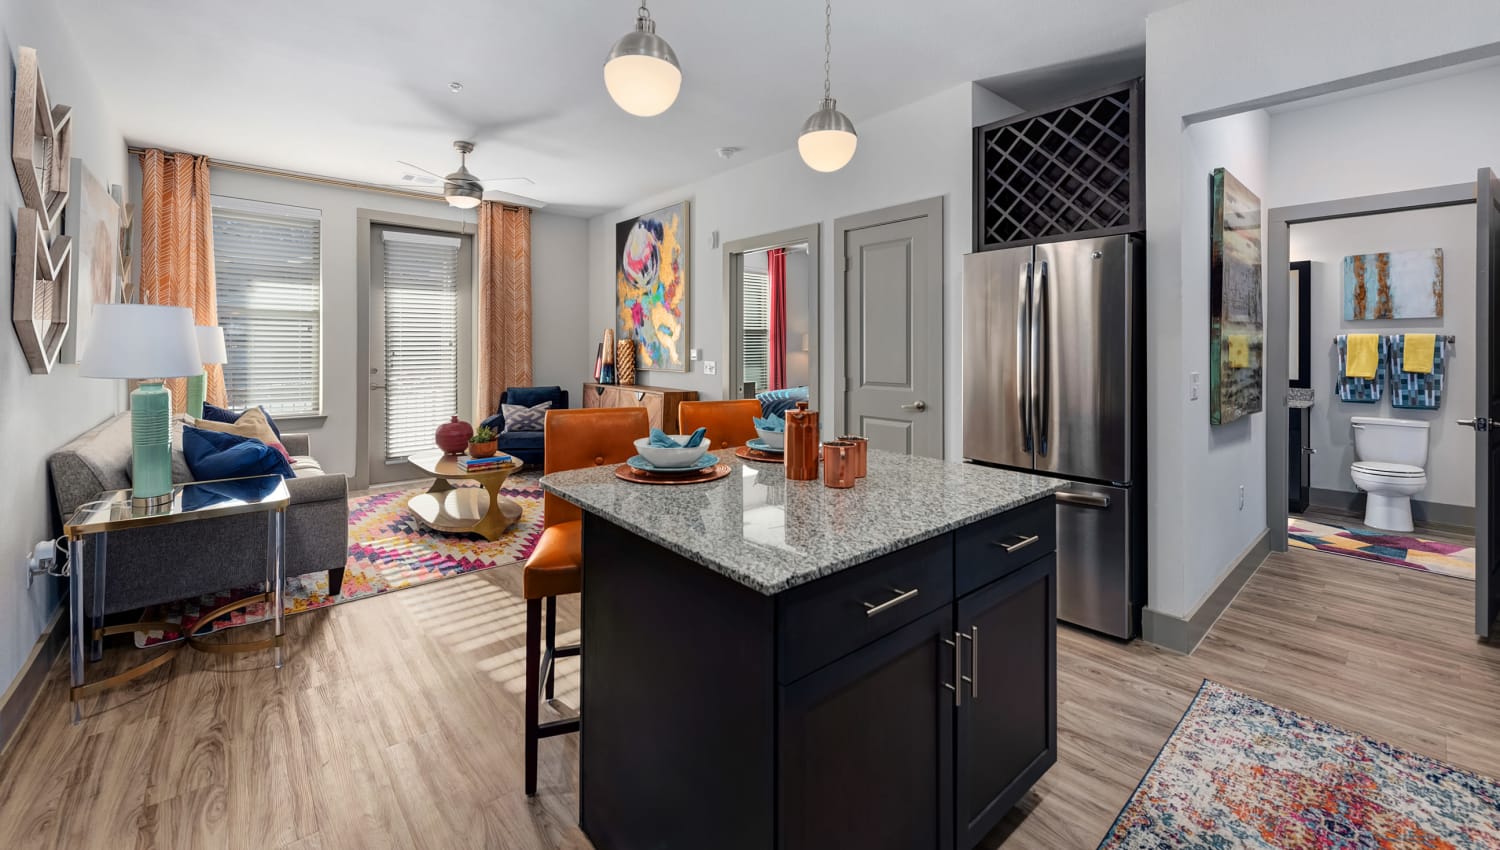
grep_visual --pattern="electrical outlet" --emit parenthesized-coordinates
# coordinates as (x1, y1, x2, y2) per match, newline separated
(703, 360, 717, 376)
(1189, 371, 1200, 401)
(1238, 484, 1245, 510)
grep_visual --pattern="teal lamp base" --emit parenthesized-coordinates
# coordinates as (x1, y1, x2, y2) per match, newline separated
(185, 371, 207, 419)
(130, 381, 175, 510)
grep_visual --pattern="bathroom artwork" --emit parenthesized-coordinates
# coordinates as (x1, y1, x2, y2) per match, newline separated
(1341, 248, 1444, 320)
(1208, 167, 1264, 426)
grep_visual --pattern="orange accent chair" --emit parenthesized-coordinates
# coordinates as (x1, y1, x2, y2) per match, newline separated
(523, 406, 649, 796)
(677, 398, 762, 451)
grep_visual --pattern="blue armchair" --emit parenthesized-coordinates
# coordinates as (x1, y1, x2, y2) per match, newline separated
(480, 386, 569, 467)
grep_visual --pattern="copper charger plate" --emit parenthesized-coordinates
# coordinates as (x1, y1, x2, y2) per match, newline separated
(734, 445, 784, 464)
(615, 462, 733, 485)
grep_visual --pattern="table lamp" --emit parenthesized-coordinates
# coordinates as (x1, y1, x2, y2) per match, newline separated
(187, 325, 227, 418)
(80, 304, 204, 508)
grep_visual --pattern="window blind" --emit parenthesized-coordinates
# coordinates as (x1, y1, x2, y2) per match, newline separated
(742, 270, 770, 396)
(212, 200, 322, 416)
(382, 230, 463, 461)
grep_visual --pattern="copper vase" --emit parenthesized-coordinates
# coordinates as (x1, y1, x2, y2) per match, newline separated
(785, 401, 820, 481)
(837, 434, 868, 478)
(822, 441, 857, 489)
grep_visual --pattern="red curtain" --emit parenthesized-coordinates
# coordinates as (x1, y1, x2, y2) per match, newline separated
(768, 247, 787, 391)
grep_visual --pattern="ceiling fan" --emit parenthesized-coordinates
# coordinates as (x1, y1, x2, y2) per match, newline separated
(397, 140, 543, 209)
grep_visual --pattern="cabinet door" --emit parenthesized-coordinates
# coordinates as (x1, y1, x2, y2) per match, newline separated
(954, 555, 1057, 848)
(582, 383, 609, 409)
(779, 606, 955, 850)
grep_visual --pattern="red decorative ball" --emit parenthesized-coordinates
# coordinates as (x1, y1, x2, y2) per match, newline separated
(435, 416, 473, 454)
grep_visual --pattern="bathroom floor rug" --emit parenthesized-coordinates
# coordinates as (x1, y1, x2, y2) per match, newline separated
(1287, 516, 1473, 580)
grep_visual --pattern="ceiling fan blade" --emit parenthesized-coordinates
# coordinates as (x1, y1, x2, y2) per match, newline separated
(396, 159, 446, 180)
(482, 188, 547, 210)
(480, 176, 535, 186)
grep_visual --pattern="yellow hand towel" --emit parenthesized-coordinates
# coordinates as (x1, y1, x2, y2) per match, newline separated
(1403, 334, 1436, 374)
(1345, 334, 1379, 379)
(1227, 335, 1250, 368)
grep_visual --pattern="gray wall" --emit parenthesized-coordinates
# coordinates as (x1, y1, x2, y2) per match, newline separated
(1290, 206, 1475, 508)
(0, 0, 129, 700)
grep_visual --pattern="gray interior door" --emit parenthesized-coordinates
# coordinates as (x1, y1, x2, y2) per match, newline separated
(1474, 168, 1500, 639)
(842, 202, 943, 457)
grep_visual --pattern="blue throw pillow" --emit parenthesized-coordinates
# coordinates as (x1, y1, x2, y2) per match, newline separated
(757, 386, 810, 418)
(182, 426, 295, 481)
(201, 402, 284, 439)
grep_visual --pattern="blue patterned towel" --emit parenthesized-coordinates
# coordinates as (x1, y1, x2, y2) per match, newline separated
(1336, 334, 1388, 403)
(1388, 335, 1446, 410)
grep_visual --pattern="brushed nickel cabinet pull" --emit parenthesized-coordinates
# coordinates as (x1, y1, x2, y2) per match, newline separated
(960, 627, 978, 699)
(992, 534, 1040, 553)
(863, 587, 919, 617)
(943, 633, 961, 707)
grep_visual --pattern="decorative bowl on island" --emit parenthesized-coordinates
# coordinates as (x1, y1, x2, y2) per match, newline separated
(753, 426, 786, 450)
(633, 436, 710, 469)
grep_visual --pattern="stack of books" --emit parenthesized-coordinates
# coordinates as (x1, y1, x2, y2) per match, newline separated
(458, 454, 514, 471)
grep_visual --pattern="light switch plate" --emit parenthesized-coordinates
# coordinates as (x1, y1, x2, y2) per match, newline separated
(690, 348, 701, 362)
(1189, 371, 1200, 401)
(703, 360, 717, 375)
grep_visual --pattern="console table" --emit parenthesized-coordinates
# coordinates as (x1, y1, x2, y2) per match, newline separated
(580, 382, 697, 432)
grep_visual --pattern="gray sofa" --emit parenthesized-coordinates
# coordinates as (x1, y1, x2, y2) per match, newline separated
(48, 413, 349, 615)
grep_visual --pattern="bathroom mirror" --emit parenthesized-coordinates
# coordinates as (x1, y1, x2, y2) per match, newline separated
(722, 224, 821, 406)
(1289, 260, 1311, 388)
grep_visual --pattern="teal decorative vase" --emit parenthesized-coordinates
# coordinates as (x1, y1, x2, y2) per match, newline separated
(185, 371, 207, 419)
(131, 381, 174, 508)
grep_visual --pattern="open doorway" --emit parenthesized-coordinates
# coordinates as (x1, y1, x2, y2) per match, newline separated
(721, 224, 820, 406)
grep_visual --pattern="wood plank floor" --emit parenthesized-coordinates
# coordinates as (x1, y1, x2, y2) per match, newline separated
(1, 545, 1497, 849)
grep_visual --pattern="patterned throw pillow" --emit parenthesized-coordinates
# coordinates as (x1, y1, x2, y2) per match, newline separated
(501, 400, 552, 433)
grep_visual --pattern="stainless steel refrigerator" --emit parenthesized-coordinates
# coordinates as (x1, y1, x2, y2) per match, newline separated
(963, 234, 1146, 639)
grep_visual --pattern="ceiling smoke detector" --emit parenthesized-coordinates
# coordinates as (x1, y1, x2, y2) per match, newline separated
(449, 81, 463, 93)
(716, 146, 742, 160)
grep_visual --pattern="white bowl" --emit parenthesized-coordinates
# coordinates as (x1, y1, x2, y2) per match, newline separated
(633, 435, 710, 469)
(754, 427, 786, 450)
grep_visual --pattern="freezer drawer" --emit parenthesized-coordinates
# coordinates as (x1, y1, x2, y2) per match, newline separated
(1055, 481, 1141, 639)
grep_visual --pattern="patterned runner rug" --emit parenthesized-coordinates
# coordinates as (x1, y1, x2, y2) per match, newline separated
(1288, 516, 1474, 580)
(1098, 681, 1500, 848)
(134, 474, 544, 647)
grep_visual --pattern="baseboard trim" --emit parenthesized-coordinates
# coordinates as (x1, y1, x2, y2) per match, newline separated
(0, 603, 68, 758)
(1309, 488, 1475, 532)
(1143, 530, 1269, 655)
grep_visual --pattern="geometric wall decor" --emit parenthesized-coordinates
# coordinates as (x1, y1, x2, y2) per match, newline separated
(1208, 167, 1264, 426)
(1342, 248, 1444, 320)
(10, 45, 74, 374)
(14, 207, 73, 374)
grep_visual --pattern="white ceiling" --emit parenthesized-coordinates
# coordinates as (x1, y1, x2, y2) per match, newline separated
(56, 0, 1180, 218)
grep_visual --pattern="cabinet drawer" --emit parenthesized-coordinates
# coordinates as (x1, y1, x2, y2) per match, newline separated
(954, 498, 1055, 596)
(777, 534, 953, 683)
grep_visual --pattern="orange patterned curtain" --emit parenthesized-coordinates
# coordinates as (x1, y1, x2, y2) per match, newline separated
(138, 149, 224, 411)
(477, 201, 533, 417)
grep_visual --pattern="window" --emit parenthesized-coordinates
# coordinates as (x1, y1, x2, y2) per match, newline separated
(742, 269, 770, 395)
(380, 229, 463, 460)
(211, 198, 322, 416)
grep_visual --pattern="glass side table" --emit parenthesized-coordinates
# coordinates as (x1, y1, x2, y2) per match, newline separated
(63, 474, 291, 723)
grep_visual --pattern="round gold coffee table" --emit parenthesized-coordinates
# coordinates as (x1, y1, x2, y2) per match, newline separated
(407, 450, 525, 541)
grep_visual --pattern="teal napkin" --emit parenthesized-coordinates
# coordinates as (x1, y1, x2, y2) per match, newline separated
(753, 415, 785, 433)
(649, 427, 707, 448)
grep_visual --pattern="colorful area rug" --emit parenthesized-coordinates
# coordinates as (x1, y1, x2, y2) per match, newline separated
(1288, 517, 1474, 580)
(134, 475, 544, 647)
(1099, 681, 1500, 849)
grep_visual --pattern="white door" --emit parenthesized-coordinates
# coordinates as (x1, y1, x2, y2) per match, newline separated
(368, 226, 473, 485)
(838, 199, 944, 457)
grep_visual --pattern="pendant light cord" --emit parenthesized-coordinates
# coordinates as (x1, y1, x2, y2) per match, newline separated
(823, 0, 833, 100)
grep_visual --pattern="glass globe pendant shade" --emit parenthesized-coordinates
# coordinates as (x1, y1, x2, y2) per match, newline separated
(604, 11, 681, 117)
(798, 97, 858, 173)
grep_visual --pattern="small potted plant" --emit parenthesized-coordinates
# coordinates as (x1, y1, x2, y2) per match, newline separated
(467, 425, 499, 459)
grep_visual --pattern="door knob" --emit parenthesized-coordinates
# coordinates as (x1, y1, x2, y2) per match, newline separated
(1458, 418, 1490, 431)
(901, 400, 928, 412)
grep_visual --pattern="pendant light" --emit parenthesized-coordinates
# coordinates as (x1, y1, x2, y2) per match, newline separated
(798, 0, 857, 173)
(604, 2, 682, 117)
(443, 141, 483, 209)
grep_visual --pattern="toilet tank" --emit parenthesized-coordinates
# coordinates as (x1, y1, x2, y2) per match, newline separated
(1351, 417, 1429, 467)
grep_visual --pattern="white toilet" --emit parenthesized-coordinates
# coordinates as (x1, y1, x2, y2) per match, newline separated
(1349, 416, 1429, 532)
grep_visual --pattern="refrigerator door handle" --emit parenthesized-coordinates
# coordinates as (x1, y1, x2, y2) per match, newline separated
(1017, 261, 1032, 454)
(1057, 491, 1111, 509)
(1032, 260, 1050, 456)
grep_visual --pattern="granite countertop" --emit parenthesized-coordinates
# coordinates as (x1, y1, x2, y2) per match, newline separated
(1288, 387, 1315, 409)
(540, 449, 1067, 595)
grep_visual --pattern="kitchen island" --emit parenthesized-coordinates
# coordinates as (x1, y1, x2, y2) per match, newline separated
(540, 450, 1066, 850)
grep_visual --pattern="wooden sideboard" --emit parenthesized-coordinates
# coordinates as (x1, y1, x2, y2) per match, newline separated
(581, 383, 698, 432)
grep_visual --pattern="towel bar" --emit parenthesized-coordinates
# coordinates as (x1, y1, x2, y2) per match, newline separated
(1332, 334, 1455, 347)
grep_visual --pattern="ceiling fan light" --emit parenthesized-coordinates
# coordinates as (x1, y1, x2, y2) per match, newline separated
(798, 97, 858, 173)
(604, 9, 681, 117)
(445, 179, 483, 209)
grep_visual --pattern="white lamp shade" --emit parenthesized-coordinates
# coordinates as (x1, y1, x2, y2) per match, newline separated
(195, 325, 227, 365)
(798, 129, 858, 173)
(604, 54, 682, 117)
(80, 304, 204, 380)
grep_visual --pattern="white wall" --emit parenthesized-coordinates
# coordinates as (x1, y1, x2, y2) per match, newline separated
(1, 1, 128, 697)
(132, 165, 591, 478)
(784, 248, 811, 390)
(587, 82, 1020, 453)
(1290, 207, 1475, 507)
(1144, 0, 1500, 621)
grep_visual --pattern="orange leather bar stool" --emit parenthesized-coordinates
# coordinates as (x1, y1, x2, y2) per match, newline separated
(678, 398, 762, 451)
(523, 406, 648, 796)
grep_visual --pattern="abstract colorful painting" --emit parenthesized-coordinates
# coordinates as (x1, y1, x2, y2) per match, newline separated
(1209, 167, 1263, 426)
(1342, 248, 1444, 320)
(616, 201, 689, 372)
